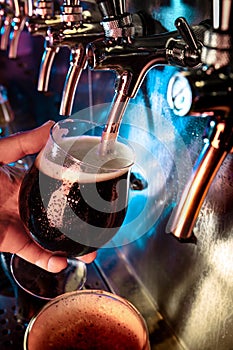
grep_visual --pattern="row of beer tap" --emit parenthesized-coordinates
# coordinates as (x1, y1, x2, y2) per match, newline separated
(0, 0, 233, 243)
(0, 0, 210, 117)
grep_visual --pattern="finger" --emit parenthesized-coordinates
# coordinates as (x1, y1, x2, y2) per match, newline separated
(0, 120, 55, 165)
(78, 251, 97, 263)
(1, 219, 67, 273)
(17, 241, 68, 273)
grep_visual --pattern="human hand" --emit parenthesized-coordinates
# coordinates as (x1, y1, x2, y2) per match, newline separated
(0, 121, 96, 273)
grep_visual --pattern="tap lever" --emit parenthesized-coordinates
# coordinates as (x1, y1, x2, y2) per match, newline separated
(166, 17, 210, 68)
(175, 17, 199, 51)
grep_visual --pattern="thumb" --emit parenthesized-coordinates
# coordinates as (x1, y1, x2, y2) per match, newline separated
(0, 120, 55, 165)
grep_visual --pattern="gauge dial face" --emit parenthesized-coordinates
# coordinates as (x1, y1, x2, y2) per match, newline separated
(167, 72, 192, 116)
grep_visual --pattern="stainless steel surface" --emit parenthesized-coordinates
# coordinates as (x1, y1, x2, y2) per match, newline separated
(96, 247, 184, 350)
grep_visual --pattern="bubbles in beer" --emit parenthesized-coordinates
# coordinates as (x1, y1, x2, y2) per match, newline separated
(19, 135, 134, 255)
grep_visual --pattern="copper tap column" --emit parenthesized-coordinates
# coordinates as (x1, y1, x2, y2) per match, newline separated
(167, 0, 233, 241)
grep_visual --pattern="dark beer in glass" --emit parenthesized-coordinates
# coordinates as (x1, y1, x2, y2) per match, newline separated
(19, 119, 134, 256)
(11, 119, 134, 299)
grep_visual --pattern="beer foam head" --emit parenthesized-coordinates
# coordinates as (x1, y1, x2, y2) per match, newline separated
(25, 290, 150, 350)
(36, 136, 134, 183)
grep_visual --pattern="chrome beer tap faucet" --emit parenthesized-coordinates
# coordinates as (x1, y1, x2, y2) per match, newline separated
(59, 0, 166, 116)
(58, 1, 104, 116)
(0, 0, 7, 29)
(167, 0, 233, 242)
(0, 85, 14, 136)
(37, 0, 104, 117)
(37, 0, 84, 92)
(8, 0, 33, 58)
(0, 0, 14, 51)
(26, 0, 62, 37)
(87, 1, 210, 154)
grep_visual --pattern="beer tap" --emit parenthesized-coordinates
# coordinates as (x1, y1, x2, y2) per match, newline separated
(8, 0, 33, 58)
(166, 0, 233, 242)
(37, 0, 104, 113)
(87, 0, 210, 154)
(26, 0, 62, 38)
(0, 0, 14, 51)
(0, 85, 14, 137)
(58, 1, 105, 116)
(37, 0, 160, 116)
(0, 0, 7, 29)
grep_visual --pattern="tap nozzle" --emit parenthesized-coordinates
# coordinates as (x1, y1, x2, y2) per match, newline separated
(8, 15, 26, 58)
(59, 43, 87, 116)
(0, 85, 14, 136)
(37, 43, 60, 92)
(0, 0, 14, 51)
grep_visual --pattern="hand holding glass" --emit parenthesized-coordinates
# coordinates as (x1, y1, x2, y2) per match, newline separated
(11, 119, 134, 298)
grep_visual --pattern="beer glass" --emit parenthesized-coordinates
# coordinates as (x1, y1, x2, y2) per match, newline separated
(11, 118, 134, 299)
(24, 289, 151, 349)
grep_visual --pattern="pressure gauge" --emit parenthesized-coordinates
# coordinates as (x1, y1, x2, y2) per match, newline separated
(167, 72, 193, 116)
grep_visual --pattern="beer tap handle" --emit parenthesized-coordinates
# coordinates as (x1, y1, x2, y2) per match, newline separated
(175, 16, 199, 51)
(37, 44, 60, 92)
(59, 44, 87, 116)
